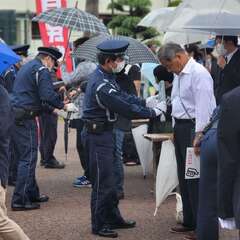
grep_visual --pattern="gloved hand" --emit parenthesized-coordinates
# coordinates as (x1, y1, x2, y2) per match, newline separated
(153, 101, 167, 116)
(55, 109, 68, 119)
(146, 95, 159, 108)
(64, 103, 78, 112)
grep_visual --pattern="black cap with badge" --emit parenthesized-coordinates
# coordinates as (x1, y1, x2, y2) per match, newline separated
(37, 46, 62, 61)
(11, 44, 30, 57)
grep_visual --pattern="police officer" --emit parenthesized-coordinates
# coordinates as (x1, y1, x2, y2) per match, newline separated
(11, 46, 77, 211)
(0, 45, 30, 186)
(82, 39, 165, 238)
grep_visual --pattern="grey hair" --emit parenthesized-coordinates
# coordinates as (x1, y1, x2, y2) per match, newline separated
(158, 43, 185, 61)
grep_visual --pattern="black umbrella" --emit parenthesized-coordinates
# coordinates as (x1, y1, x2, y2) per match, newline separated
(73, 34, 159, 64)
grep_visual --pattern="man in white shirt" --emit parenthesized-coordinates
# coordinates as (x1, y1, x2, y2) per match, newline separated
(158, 43, 216, 240)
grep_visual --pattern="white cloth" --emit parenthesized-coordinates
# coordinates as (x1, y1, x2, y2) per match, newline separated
(219, 218, 237, 230)
(171, 58, 216, 132)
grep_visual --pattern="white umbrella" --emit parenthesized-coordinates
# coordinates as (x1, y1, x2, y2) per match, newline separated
(138, 7, 175, 32)
(183, 11, 240, 36)
(154, 140, 178, 216)
(132, 124, 153, 177)
(163, 31, 209, 45)
(166, 0, 240, 33)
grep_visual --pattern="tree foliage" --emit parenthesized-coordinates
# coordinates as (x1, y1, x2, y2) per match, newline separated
(108, 0, 159, 40)
(168, 0, 182, 7)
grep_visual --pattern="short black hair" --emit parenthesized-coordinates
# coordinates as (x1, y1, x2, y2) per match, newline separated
(217, 35, 238, 46)
(73, 37, 90, 48)
(97, 52, 118, 65)
(153, 65, 173, 83)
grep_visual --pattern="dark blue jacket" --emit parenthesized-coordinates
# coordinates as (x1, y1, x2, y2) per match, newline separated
(83, 66, 156, 123)
(11, 58, 63, 110)
(0, 65, 18, 93)
(0, 84, 13, 188)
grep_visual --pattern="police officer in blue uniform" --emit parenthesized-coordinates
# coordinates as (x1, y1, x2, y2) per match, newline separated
(11, 46, 73, 211)
(0, 45, 30, 186)
(82, 39, 165, 238)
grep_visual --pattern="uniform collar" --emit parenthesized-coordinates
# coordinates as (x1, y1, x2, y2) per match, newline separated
(98, 65, 115, 79)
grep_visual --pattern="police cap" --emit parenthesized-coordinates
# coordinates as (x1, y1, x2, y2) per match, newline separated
(11, 44, 30, 57)
(97, 39, 129, 55)
(38, 46, 62, 61)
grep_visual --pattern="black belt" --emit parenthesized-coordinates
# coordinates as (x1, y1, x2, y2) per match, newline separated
(174, 118, 195, 124)
(84, 121, 113, 134)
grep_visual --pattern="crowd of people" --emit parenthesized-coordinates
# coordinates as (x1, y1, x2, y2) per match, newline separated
(0, 33, 239, 240)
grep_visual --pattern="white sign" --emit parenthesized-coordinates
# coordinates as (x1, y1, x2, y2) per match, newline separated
(185, 147, 200, 179)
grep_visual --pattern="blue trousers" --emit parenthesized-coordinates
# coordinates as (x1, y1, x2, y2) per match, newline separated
(113, 128, 125, 194)
(39, 112, 58, 164)
(83, 129, 124, 233)
(197, 128, 219, 240)
(12, 119, 40, 205)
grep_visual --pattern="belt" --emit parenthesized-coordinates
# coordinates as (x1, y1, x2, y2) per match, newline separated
(174, 118, 195, 124)
(84, 121, 113, 134)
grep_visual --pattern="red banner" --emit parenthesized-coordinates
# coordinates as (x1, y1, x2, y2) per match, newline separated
(35, 0, 73, 75)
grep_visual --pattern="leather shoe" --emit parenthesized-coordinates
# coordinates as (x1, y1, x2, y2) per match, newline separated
(12, 202, 40, 211)
(93, 227, 118, 238)
(170, 226, 195, 233)
(183, 232, 197, 240)
(32, 194, 49, 203)
(110, 220, 136, 229)
(44, 159, 65, 169)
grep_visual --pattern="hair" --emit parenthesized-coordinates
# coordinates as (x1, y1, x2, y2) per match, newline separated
(97, 52, 118, 65)
(73, 37, 90, 49)
(153, 65, 173, 83)
(36, 53, 50, 60)
(185, 44, 203, 62)
(216, 35, 238, 46)
(158, 43, 185, 61)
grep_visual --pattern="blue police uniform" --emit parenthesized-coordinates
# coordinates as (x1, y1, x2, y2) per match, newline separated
(82, 40, 157, 236)
(197, 107, 220, 240)
(11, 52, 63, 209)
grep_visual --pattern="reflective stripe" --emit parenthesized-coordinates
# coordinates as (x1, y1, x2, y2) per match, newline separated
(35, 66, 47, 86)
(109, 88, 117, 94)
(96, 83, 107, 109)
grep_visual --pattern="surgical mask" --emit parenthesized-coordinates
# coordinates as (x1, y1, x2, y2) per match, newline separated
(112, 60, 125, 73)
(215, 43, 227, 56)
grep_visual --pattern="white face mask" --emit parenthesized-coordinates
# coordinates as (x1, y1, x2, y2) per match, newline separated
(215, 43, 227, 56)
(112, 60, 125, 73)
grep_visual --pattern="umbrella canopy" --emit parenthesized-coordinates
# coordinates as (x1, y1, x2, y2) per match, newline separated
(138, 7, 175, 32)
(184, 12, 240, 36)
(73, 34, 159, 64)
(32, 8, 108, 34)
(0, 43, 21, 75)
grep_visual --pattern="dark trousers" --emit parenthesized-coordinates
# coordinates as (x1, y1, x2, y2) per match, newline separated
(82, 129, 123, 233)
(39, 112, 58, 164)
(197, 128, 219, 240)
(174, 121, 199, 229)
(8, 137, 18, 183)
(12, 119, 40, 205)
(76, 119, 88, 178)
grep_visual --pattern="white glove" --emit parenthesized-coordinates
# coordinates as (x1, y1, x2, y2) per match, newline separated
(65, 103, 78, 112)
(146, 95, 159, 108)
(153, 101, 167, 116)
(55, 109, 68, 119)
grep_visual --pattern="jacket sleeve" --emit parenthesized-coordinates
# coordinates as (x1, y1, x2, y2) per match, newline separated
(96, 83, 156, 120)
(37, 69, 64, 109)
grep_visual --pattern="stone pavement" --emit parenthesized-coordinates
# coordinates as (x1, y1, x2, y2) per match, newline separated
(5, 122, 239, 240)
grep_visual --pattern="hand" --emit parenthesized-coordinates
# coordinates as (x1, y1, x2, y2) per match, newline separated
(217, 56, 226, 69)
(146, 95, 159, 108)
(54, 109, 68, 119)
(64, 103, 78, 112)
(193, 132, 203, 156)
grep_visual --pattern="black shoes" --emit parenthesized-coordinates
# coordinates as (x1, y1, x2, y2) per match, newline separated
(93, 227, 118, 238)
(110, 220, 136, 230)
(32, 194, 49, 203)
(12, 202, 40, 211)
(43, 159, 65, 169)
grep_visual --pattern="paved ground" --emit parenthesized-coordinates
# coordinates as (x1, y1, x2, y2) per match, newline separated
(5, 122, 239, 240)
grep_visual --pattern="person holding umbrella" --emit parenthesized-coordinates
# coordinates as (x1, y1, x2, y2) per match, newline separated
(82, 39, 166, 238)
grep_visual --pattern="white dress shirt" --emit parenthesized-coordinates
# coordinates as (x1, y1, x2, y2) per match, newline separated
(171, 58, 216, 132)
